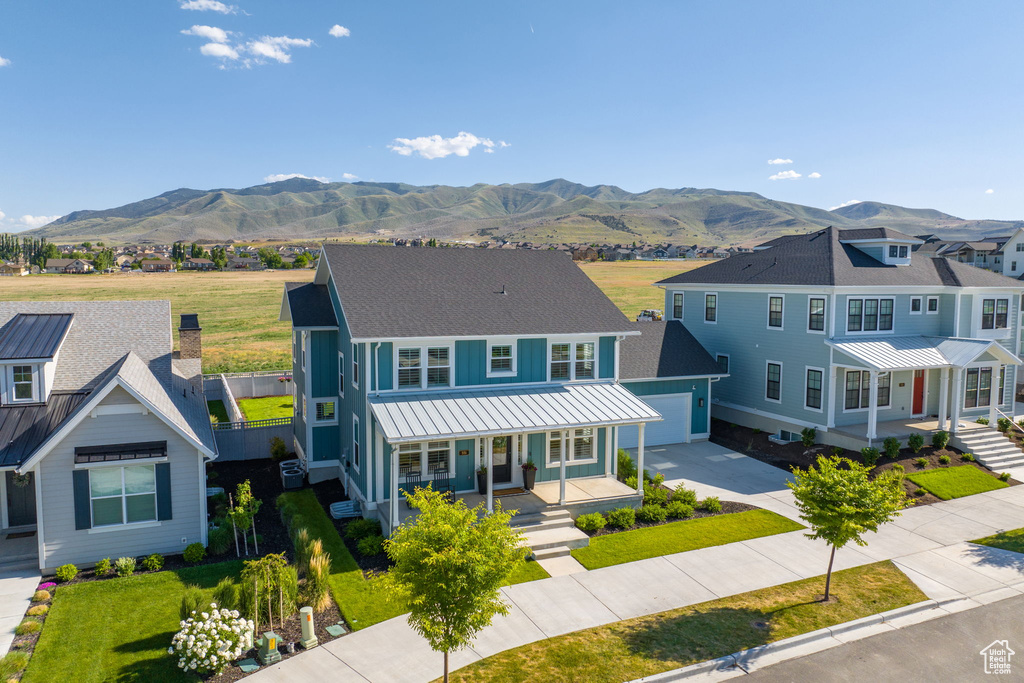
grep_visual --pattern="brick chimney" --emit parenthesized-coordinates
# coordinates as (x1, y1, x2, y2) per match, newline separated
(178, 314, 202, 360)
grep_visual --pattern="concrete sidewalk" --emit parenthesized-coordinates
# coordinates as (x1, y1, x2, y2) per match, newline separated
(248, 482, 1024, 683)
(0, 568, 41, 655)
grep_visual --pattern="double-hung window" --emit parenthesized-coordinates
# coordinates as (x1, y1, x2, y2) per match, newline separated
(338, 352, 345, 398)
(398, 443, 422, 475)
(981, 299, 1008, 329)
(488, 342, 515, 376)
(352, 415, 360, 470)
(844, 370, 891, 410)
(768, 297, 783, 328)
(11, 365, 34, 401)
(808, 298, 825, 332)
(351, 343, 359, 389)
(89, 465, 157, 527)
(399, 441, 452, 476)
(547, 428, 596, 465)
(766, 362, 781, 402)
(705, 294, 717, 322)
(397, 348, 421, 388)
(965, 367, 993, 408)
(396, 345, 452, 389)
(427, 348, 451, 386)
(550, 341, 596, 381)
(672, 293, 684, 320)
(805, 369, 823, 410)
(847, 298, 894, 332)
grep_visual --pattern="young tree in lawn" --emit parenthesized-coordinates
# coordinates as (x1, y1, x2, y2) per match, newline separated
(788, 455, 909, 601)
(382, 487, 527, 683)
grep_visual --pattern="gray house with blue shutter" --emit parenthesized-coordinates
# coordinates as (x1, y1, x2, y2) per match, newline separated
(0, 302, 215, 573)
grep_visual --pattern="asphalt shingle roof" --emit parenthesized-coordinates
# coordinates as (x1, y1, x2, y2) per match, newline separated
(619, 321, 724, 380)
(321, 244, 633, 339)
(658, 226, 1024, 289)
(284, 282, 337, 328)
(0, 313, 74, 360)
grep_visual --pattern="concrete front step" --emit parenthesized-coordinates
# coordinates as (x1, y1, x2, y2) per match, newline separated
(520, 525, 590, 553)
(977, 456, 1024, 469)
(511, 510, 576, 533)
(532, 545, 572, 560)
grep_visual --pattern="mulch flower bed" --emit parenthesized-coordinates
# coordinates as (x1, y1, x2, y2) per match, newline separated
(309, 481, 392, 576)
(710, 418, 1019, 506)
(5, 582, 53, 677)
(580, 498, 760, 538)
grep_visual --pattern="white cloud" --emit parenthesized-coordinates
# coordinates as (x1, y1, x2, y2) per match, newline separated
(263, 173, 330, 183)
(986, 188, 995, 194)
(0, 210, 5, 221)
(179, 0, 237, 13)
(807, 172, 821, 179)
(245, 36, 313, 64)
(341, 173, 358, 180)
(200, 42, 239, 59)
(181, 25, 230, 43)
(388, 132, 508, 159)
(329, 25, 351, 38)
(829, 200, 862, 211)
(768, 170, 801, 181)
(767, 158, 793, 165)
(20, 215, 60, 228)
(0, 56, 10, 68)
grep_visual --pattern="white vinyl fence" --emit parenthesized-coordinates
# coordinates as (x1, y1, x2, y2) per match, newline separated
(204, 371, 293, 461)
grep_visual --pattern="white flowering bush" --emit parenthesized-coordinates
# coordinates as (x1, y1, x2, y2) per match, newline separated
(168, 603, 254, 675)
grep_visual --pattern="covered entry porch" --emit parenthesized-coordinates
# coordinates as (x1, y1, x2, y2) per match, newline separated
(369, 382, 660, 531)
(826, 335, 1020, 446)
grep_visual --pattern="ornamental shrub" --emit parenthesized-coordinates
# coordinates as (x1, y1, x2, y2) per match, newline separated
(356, 534, 384, 557)
(624, 475, 638, 490)
(665, 501, 694, 519)
(212, 577, 239, 612)
(800, 427, 816, 447)
(26, 605, 48, 617)
(115, 556, 136, 577)
(861, 447, 880, 468)
(269, 436, 288, 461)
(698, 496, 723, 513)
(976, 417, 990, 425)
(575, 513, 606, 532)
(961, 453, 976, 462)
(31, 590, 50, 603)
(180, 585, 207, 621)
(938, 454, 951, 465)
(891, 463, 905, 474)
(0, 652, 29, 677)
(55, 564, 77, 583)
(617, 449, 637, 481)
(303, 550, 332, 613)
(183, 542, 206, 564)
(606, 507, 636, 529)
(345, 518, 382, 541)
(907, 433, 924, 453)
(14, 619, 40, 636)
(94, 558, 112, 576)
(207, 525, 233, 556)
(998, 417, 1012, 433)
(932, 431, 950, 449)
(672, 485, 698, 506)
(1000, 472, 1012, 482)
(650, 472, 665, 487)
(914, 488, 927, 497)
(883, 437, 901, 459)
(830, 446, 844, 457)
(914, 457, 928, 468)
(169, 605, 254, 676)
(637, 504, 668, 523)
(643, 483, 668, 506)
(142, 553, 164, 572)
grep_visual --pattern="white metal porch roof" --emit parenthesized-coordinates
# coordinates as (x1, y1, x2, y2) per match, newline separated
(827, 335, 1020, 371)
(369, 382, 663, 444)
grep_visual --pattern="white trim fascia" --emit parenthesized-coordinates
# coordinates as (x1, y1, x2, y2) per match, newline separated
(839, 237, 923, 245)
(380, 413, 662, 446)
(349, 330, 641, 344)
(34, 465, 44, 570)
(290, 326, 339, 331)
(352, 414, 361, 473)
(338, 351, 345, 399)
(620, 374, 727, 383)
(88, 520, 161, 535)
(74, 457, 169, 470)
(198, 451, 208, 546)
(712, 398, 827, 431)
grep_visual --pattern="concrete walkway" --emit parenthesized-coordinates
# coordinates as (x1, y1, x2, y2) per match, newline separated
(249, 450, 1024, 683)
(0, 568, 41, 655)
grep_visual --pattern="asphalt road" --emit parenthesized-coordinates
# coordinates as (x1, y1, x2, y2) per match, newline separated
(745, 595, 1024, 682)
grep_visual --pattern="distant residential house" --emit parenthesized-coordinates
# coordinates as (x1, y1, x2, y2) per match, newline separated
(0, 264, 28, 277)
(181, 258, 215, 271)
(114, 255, 134, 268)
(44, 259, 93, 274)
(140, 259, 174, 272)
(572, 246, 598, 261)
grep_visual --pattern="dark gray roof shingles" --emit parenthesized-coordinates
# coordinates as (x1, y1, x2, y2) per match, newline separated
(321, 245, 633, 339)
(285, 282, 338, 328)
(619, 321, 724, 380)
(0, 313, 74, 360)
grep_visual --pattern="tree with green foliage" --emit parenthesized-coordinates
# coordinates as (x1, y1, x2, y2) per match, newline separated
(257, 247, 284, 269)
(382, 487, 527, 683)
(190, 242, 207, 259)
(228, 480, 263, 557)
(209, 246, 228, 269)
(81, 241, 91, 251)
(292, 252, 311, 268)
(92, 248, 115, 271)
(788, 455, 908, 600)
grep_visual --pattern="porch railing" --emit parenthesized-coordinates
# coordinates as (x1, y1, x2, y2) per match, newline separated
(992, 407, 1024, 438)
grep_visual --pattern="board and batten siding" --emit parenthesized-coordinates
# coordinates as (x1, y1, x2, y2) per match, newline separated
(36, 386, 205, 572)
(622, 378, 710, 436)
(292, 331, 306, 454)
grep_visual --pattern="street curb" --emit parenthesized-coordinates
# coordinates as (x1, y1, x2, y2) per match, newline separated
(629, 654, 738, 682)
(877, 599, 939, 623)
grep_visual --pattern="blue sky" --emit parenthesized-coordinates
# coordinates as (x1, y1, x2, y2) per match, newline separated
(0, 1, 1021, 231)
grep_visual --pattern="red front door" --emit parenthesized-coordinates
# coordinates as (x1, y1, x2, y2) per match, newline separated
(912, 370, 925, 414)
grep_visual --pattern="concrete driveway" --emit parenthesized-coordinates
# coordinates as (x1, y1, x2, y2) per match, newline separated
(627, 440, 802, 522)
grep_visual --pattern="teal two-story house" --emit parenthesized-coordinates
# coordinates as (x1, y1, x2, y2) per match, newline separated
(281, 245, 722, 530)
(658, 227, 1024, 448)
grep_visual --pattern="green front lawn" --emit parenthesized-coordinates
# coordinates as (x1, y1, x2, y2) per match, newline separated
(571, 510, 804, 570)
(237, 395, 293, 421)
(23, 561, 243, 683)
(973, 527, 1024, 553)
(906, 465, 1008, 500)
(447, 561, 926, 683)
(207, 398, 229, 423)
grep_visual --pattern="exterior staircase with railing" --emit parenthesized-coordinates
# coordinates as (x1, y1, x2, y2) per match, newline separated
(950, 420, 1024, 473)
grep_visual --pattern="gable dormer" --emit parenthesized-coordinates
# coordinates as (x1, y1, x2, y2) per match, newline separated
(838, 228, 922, 266)
(0, 313, 74, 405)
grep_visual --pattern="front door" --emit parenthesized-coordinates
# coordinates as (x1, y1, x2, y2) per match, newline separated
(912, 370, 925, 415)
(491, 437, 512, 484)
(5, 471, 36, 527)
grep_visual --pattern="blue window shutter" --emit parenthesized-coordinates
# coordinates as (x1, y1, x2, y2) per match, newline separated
(73, 469, 91, 530)
(156, 463, 172, 521)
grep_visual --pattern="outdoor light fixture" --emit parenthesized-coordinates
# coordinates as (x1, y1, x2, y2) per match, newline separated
(698, 398, 704, 408)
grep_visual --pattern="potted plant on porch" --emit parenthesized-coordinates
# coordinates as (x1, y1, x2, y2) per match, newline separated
(521, 461, 537, 490)
(476, 466, 488, 495)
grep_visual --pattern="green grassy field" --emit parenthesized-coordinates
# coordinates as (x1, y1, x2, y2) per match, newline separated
(578, 260, 710, 319)
(237, 396, 293, 421)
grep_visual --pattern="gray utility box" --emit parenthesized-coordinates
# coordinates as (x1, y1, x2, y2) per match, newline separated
(281, 468, 304, 490)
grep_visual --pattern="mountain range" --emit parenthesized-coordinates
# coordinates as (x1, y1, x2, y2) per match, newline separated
(24, 178, 1024, 246)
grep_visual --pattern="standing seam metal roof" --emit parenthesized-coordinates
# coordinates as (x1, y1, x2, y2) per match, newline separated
(0, 313, 74, 360)
(827, 336, 1021, 370)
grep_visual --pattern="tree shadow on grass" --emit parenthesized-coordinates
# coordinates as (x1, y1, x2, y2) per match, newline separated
(618, 606, 774, 667)
(964, 541, 1024, 574)
(112, 630, 177, 655)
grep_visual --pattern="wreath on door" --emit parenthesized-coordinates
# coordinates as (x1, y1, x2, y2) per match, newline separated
(10, 472, 31, 488)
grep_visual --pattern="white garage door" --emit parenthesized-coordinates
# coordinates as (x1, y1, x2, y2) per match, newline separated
(618, 394, 690, 448)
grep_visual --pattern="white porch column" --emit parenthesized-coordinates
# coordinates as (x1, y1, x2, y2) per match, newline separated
(867, 370, 879, 443)
(989, 364, 1000, 425)
(951, 368, 964, 434)
(559, 430, 568, 505)
(826, 365, 837, 428)
(938, 367, 950, 431)
(636, 423, 645, 497)
(604, 426, 613, 477)
(486, 437, 494, 513)
(389, 444, 399, 534)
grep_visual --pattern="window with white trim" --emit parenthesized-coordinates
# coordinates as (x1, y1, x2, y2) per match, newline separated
(301, 332, 307, 369)
(704, 294, 717, 322)
(768, 297, 783, 328)
(550, 341, 596, 380)
(965, 367, 993, 408)
(844, 370, 891, 410)
(351, 343, 359, 389)
(397, 348, 421, 388)
(910, 297, 922, 314)
(352, 415, 360, 470)
(888, 245, 909, 258)
(398, 440, 452, 475)
(547, 428, 596, 466)
(672, 292, 683, 319)
(847, 298, 894, 332)
(766, 362, 781, 401)
(805, 369, 823, 410)
(808, 297, 825, 331)
(338, 352, 345, 398)
(488, 342, 516, 376)
(396, 345, 452, 389)
(314, 400, 337, 424)
(981, 299, 1008, 329)
(11, 365, 35, 402)
(89, 465, 157, 527)
(427, 347, 451, 387)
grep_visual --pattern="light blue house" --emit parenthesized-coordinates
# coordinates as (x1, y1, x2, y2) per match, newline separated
(281, 245, 721, 529)
(657, 227, 1024, 449)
